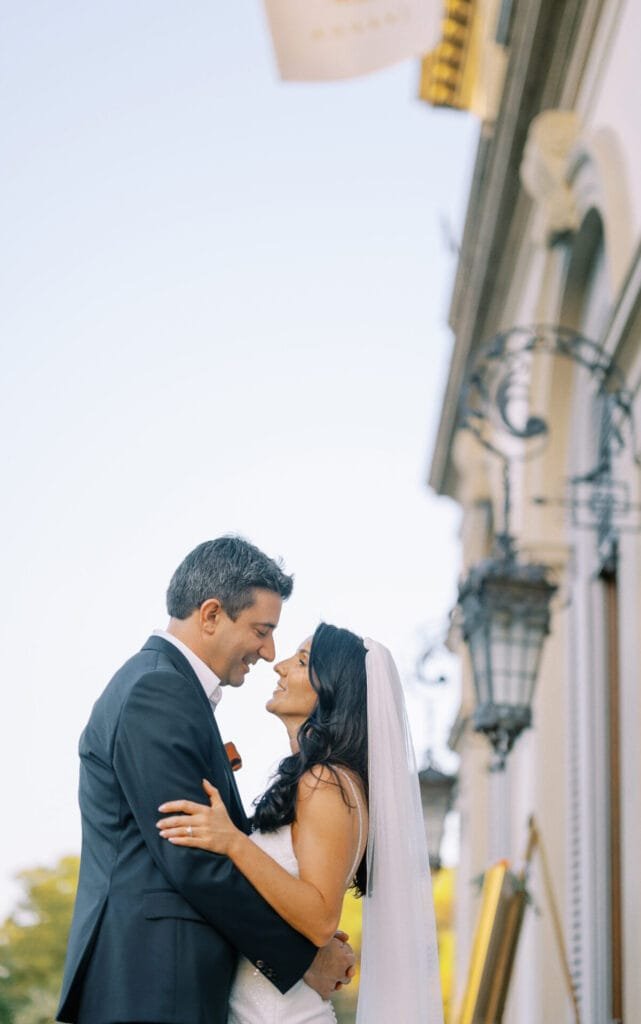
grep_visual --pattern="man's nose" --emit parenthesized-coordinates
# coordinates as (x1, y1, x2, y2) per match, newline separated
(259, 635, 276, 663)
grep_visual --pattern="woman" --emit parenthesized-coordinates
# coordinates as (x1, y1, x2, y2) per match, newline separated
(156, 624, 443, 1024)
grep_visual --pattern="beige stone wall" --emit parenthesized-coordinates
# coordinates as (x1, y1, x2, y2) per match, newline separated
(448, 2, 641, 1021)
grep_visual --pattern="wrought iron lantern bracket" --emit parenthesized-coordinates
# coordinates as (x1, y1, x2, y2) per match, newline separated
(455, 324, 640, 768)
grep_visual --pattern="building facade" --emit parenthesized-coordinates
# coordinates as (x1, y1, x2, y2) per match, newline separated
(428, 2, 641, 1022)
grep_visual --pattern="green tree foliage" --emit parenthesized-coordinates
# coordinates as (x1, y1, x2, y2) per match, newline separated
(0, 856, 79, 1024)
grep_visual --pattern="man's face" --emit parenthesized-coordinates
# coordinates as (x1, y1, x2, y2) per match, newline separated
(206, 588, 283, 687)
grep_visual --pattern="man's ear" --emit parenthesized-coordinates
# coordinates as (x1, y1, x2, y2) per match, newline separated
(200, 598, 223, 635)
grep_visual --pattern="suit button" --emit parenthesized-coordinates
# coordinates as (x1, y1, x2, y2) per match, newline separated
(256, 960, 264, 969)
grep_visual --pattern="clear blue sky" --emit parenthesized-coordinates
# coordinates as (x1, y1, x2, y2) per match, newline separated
(0, 1, 477, 914)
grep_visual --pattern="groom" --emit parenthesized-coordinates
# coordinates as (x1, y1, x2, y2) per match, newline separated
(57, 536, 354, 1024)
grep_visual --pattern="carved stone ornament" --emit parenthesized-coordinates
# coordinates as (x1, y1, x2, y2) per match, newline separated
(519, 110, 582, 246)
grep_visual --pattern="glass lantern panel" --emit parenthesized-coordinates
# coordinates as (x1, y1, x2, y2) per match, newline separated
(422, 791, 450, 865)
(513, 616, 531, 706)
(508, 616, 526, 706)
(523, 622, 546, 703)
(489, 612, 512, 704)
(468, 626, 491, 703)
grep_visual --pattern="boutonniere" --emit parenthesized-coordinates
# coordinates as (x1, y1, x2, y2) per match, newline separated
(224, 741, 242, 772)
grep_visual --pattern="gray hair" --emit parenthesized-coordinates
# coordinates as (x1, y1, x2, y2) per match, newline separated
(166, 536, 293, 620)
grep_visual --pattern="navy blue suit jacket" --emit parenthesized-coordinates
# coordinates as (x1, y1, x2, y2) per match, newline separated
(57, 635, 316, 1024)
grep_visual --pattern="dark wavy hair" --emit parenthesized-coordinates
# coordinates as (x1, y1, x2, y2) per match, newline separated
(252, 622, 369, 896)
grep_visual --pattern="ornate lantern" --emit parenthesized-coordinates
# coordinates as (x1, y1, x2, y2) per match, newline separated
(458, 533, 557, 770)
(418, 758, 458, 870)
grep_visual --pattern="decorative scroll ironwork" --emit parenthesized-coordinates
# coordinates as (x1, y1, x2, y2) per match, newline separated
(461, 324, 633, 459)
(459, 323, 641, 543)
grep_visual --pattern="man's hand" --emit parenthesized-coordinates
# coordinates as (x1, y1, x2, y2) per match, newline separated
(304, 931, 356, 1000)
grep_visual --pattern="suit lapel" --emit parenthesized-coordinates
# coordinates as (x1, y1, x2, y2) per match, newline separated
(142, 636, 248, 830)
(206, 706, 249, 831)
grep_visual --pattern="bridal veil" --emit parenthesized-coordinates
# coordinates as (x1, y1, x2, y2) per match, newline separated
(357, 639, 444, 1024)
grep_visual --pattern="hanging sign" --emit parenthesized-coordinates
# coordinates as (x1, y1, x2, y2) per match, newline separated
(263, 0, 440, 81)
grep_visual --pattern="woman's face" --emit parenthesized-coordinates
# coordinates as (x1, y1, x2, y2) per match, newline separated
(266, 637, 317, 723)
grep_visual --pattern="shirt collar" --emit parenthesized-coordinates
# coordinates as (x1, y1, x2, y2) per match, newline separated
(153, 629, 223, 708)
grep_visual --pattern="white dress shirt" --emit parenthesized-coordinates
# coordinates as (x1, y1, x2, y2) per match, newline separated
(153, 629, 223, 711)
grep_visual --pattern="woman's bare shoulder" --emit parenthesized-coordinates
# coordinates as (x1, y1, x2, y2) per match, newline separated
(297, 764, 365, 808)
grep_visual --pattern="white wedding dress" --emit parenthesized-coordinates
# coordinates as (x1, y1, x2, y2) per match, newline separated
(228, 772, 364, 1024)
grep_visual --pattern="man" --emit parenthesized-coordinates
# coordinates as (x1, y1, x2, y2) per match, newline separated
(58, 537, 354, 1024)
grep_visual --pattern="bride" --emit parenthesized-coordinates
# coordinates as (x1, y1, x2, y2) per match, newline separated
(156, 623, 444, 1024)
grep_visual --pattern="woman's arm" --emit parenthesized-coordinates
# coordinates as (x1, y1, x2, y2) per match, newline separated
(157, 768, 362, 947)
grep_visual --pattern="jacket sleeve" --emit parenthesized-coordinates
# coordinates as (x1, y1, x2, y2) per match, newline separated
(113, 670, 317, 994)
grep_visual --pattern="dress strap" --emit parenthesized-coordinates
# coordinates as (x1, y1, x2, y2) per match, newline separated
(336, 768, 367, 886)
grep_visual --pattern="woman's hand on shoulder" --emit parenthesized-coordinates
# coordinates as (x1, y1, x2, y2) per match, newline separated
(156, 779, 244, 857)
